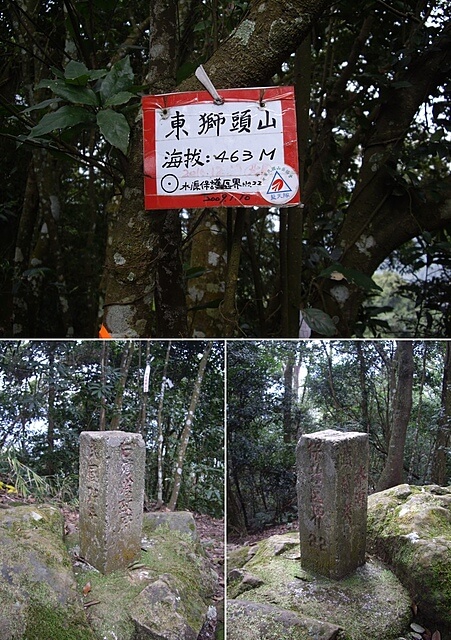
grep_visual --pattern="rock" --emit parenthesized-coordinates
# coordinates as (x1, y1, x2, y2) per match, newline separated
(228, 531, 412, 640)
(227, 599, 342, 640)
(143, 511, 199, 541)
(0, 504, 95, 640)
(130, 575, 198, 640)
(367, 483, 451, 635)
(228, 568, 265, 595)
(71, 519, 218, 640)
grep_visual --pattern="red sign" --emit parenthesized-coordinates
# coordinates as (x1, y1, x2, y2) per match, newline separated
(142, 86, 299, 210)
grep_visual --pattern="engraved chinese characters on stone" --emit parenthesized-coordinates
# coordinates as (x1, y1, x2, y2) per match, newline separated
(79, 431, 146, 574)
(297, 429, 369, 580)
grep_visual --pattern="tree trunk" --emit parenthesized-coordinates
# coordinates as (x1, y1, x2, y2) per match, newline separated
(356, 341, 370, 433)
(431, 342, 451, 486)
(156, 341, 171, 508)
(376, 340, 414, 491)
(311, 20, 451, 336)
(408, 342, 428, 482)
(46, 343, 56, 475)
(187, 209, 228, 336)
(138, 341, 152, 435)
(283, 352, 295, 443)
(109, 341, 134, 430)
(167, 342, 212, 510)
(99, 341, 109, 431)
(227, 474, 248, 537)
(102, 0, 336, 337)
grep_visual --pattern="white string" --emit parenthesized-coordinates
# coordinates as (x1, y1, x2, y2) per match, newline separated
(195, 65, 224, 105)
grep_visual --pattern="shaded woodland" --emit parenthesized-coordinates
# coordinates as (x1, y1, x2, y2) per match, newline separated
(0, 0, 450, 338)
(0, 340, 224, 517)
(227, 340, 451, 536)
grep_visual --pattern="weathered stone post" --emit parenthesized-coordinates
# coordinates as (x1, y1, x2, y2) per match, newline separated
(79, 431, 146, 574)
(296, 429, 369, 580)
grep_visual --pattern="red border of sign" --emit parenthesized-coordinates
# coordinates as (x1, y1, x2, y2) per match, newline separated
(142, 86, 299, 210)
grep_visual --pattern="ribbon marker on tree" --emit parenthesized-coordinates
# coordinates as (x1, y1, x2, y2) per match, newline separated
(194, 65, 224, 105)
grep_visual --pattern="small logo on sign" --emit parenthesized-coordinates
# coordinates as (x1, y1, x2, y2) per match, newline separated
(260, 164, 298, 204)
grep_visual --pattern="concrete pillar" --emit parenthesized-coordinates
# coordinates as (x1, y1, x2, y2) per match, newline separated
(296, 429, 369, 579)
(79, 431, 145, 574)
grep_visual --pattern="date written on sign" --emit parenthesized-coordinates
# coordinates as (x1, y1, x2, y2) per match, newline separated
(142, 86, 300, 209)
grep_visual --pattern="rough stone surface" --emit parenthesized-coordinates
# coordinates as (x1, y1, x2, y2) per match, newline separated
(79, 430, 146, 574)
(297, 429, 369, 579)
(228, 569, 265, 596)
(227, 532, 412, 640)
(71, 518, 218, 640)
(130, 575, 198, 640)
(143, 510, 198, 541)
(0, 504, 95, 640)
(227, 599, 342, 640)
(367, 483, 451, 635)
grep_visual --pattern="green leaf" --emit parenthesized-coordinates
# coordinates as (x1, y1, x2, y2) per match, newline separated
(37, 79, 98, 107)
(29, 105, 95, 137)
(64, 60, 90, 85)
(431, 128, 444, 143)
(104, 91, 137, 107)
(96, 109, 130, 154)
(21, 98, 62, 114)
(99, 56, 134, 104)
(320, 264, 383, 291)
(301, 308, 337, 337)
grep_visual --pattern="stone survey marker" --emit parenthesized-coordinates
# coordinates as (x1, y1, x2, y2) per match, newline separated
(79, 431, 146, 574)
(297, 429, 369, 579)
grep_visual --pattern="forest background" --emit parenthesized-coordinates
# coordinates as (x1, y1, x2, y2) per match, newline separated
(227, 339, 451, 537)
(0, 339, 224, 517)
(0, 0, 450, 338)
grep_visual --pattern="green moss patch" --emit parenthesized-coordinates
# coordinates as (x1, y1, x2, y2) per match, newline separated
(367, 484, 451, 633)
(228, 532, 411, 640)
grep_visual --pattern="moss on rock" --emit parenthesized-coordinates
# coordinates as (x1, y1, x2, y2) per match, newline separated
(367, 484, 451, 634)
(227, 532, 412, 640)
(71, 523, 218, 639)
(0, 505, 95, 640)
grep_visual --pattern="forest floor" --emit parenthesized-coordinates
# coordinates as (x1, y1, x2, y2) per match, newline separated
(227, 520, 298, 552)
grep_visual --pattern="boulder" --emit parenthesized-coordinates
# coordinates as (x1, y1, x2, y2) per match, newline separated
(130, 575, 198, 640)
(227, 532, 412, 640)
(227, 599, 342, 640)
(0, 504, 95, 640)
(143, 510, 198, 541)
(367, 483, 451, 635)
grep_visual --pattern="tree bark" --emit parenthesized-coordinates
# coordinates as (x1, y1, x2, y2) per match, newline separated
(167, 342, 212, 510)
(431, 342, 451, 485)
(187, 209, 228, 337)
(46, 342, 56, 475)
(109, 341, 134, 430)
(102, 0, 336, 337)
(283, 352, 295, 443)
(99, 340, 108, 431)
(376, 340, 414, 491)
(156, 341, 171, 508)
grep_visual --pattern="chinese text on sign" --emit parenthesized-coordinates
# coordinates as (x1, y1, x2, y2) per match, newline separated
(142, 87, 299, 210)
